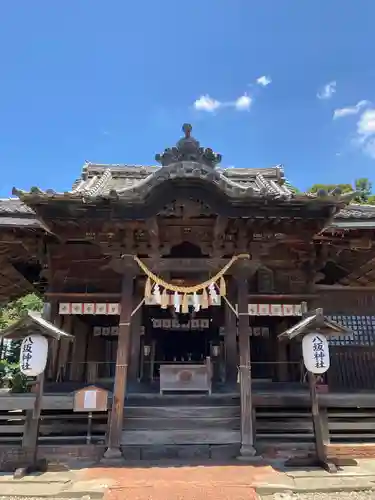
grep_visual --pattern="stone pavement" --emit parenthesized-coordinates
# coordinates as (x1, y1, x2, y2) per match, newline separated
(1, 459, 375, 499)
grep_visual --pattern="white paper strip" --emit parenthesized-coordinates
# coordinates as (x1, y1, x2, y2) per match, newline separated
(83, 390, 97, 410)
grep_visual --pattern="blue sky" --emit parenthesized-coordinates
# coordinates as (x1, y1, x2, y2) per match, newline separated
(1, 1, 375, 197)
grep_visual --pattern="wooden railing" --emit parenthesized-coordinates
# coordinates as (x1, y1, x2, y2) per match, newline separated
(0, 407, 107, 445)
(53, 347, 375, 392)
(1, 388, 375, 449)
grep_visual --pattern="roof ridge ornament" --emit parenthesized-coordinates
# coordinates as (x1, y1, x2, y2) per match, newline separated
(155, 123, 222, 168)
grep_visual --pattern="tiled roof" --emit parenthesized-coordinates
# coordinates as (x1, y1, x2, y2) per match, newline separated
(14, 163, 356, 205)
(0, 217, 40, 228)
(4, 164, 375, 223)
(19, 163, 293, 201)
(334, 204, 375, 219)
(0, 198, 38, 227)
(0, 198, 35, 215)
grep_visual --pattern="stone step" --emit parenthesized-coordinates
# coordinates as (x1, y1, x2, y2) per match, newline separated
(124, 405, 240, 419)
(125, 393, 240, 407)
(121, 429, 241, 445)
(123, 416, 240, 431)
(121, 443, 240, 460)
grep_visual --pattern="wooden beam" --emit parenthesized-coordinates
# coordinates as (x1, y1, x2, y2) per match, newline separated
(224, 278, 237, 384)
(247, 293, 318, 300)
(145, 217, 159, 257)
(212, 215, 228, 256)
(46, 292, 122, 300)
(102, 270, 134, 462)
(316, 285, 375, 292)
(236, 270, 256, 459)
(141, 258, 230, 273)
(128, 285, 142, 383)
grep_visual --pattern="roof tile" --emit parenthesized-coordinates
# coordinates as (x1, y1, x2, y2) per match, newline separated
(0, 198, 35, 215)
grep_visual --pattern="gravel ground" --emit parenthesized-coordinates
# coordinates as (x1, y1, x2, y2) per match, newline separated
(0, 498, 93, 500)
(269, 492, 375, 500)
(1, 492, 374, 500)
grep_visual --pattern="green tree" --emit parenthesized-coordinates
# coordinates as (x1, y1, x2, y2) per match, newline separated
(307, 178, 375, 205)
(354, 178, 372, 204)
(0, 293, 43, 362)
(308, 183, 353, 194)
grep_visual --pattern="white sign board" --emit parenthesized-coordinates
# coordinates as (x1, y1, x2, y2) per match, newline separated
(19, 334, 48, 377)
(302, 332, 330, 374)
(83, 390, 97, 410)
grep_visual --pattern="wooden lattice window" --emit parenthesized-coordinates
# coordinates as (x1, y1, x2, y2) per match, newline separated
(327, 315, 375, 346)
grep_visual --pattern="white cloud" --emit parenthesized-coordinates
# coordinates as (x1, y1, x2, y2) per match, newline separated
(317, 81, 336, 100)
(193, 95, 221, 112)
(234, 94, 252, 111)
(333, 100, 370, 119)
(356, 109, 375, 159)
(363, 138, 375, 158)
(256, 75, 272, 87)
(193, 93, 252, 112)
(357, 109, 375, 137)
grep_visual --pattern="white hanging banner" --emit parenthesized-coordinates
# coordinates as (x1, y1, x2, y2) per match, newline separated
(247, 303, 303, 316)
(59, 303, 120, 315)
(302, 332, 330, 374)
(19, 334, 48, 377)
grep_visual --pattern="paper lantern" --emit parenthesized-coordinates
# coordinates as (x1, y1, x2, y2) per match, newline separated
(302, 332, 330, 375)
(19, 334, 48, 376)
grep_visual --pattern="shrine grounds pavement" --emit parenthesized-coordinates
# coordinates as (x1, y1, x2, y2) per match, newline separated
(2, 459, 375, 499)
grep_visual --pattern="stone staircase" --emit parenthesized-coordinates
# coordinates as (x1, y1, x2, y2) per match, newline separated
(121, 393, 241, 460)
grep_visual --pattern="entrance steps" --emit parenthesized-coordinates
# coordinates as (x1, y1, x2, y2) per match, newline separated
(121, 393, 241, 460)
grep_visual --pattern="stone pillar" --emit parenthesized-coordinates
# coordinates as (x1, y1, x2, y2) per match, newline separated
(103, 271, 134, 461)
(224, 277, 238, 385)
(236, 270, 257, 458)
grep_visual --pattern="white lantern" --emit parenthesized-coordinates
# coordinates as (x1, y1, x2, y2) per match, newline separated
(19, 334, 48, 377)
(302, 332, 330, 375)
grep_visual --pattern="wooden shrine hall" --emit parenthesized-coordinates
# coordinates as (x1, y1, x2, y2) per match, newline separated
(2, 123, 375, 462)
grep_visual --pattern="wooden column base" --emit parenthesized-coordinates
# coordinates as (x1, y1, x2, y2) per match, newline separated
(101, 447, 125, 464)
(285, 455, 338, 473)
(237, 444, 259, 461)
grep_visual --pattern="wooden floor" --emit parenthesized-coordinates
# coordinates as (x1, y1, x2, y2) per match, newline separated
(40, 380, 375, 406)
(3, 382, 375, 410)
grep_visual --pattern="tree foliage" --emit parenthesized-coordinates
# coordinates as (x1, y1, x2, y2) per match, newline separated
(307, 178, 375, 205)
(0, 294, 42, 391)
(0, 293, 43, 362)
(308, 183, 353, 194)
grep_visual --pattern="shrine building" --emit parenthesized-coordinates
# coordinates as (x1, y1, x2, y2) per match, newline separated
(1, 123, 375, 462)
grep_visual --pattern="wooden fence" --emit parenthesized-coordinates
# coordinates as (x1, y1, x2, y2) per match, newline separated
(0, 408, 107, 445)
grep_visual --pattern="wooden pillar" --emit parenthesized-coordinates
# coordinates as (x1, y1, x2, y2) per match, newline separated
(225, 278, 238, 384)
(276, 320, 288, 382)
(55, 315, 72, 382)
(69, 318, 88, 381)
(103, 271, 134, 460)
(46, 307, 62, 380)
(236, 272, 256, 458)
(22, 302, 54, 456)
(128, 283, 142, 384)
(86, 325, 104, 383)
